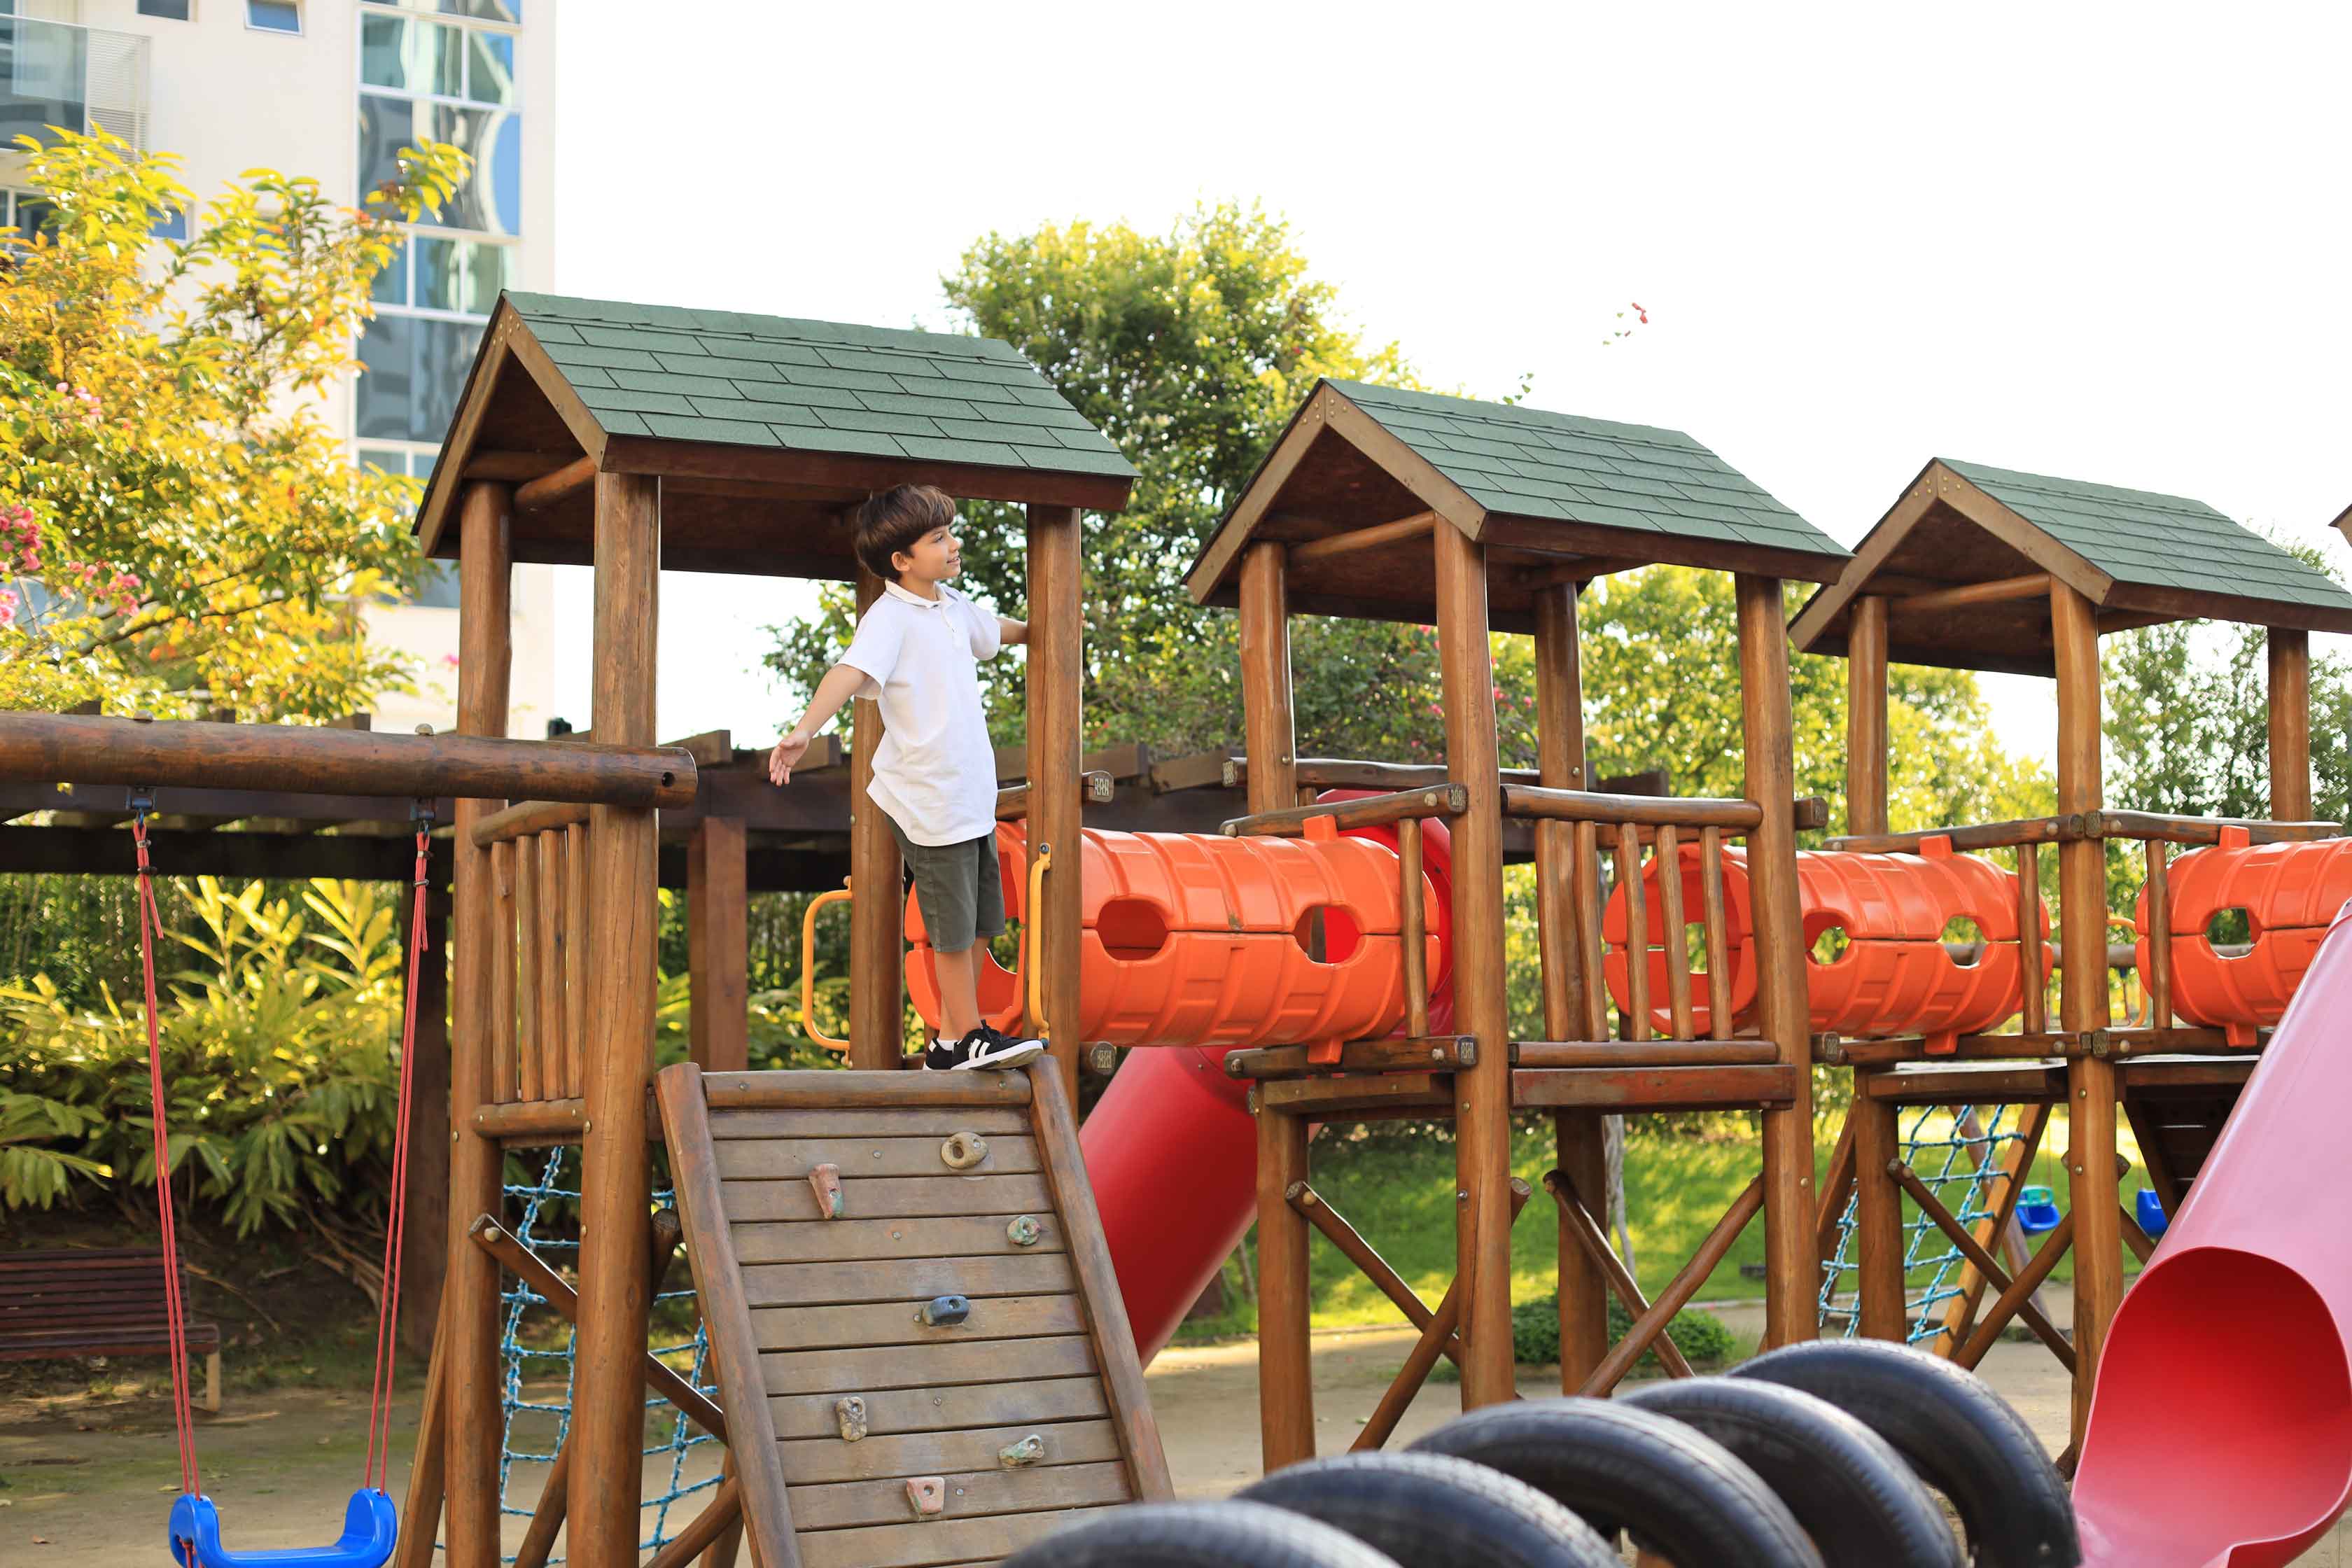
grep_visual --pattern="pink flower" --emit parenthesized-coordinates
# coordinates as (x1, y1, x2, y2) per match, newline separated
(442, 653, 461, 668)
(0, 589, 20, 628)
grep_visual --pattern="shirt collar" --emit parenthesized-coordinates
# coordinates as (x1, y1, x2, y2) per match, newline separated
(884, 579, 953, 610)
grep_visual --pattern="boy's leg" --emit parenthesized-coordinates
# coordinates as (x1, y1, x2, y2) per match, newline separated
(934, 941, 983, 1042)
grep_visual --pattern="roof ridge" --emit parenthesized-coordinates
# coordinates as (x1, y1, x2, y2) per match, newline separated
(502, 290, 1021, 362)
(1939, 456, 2223, 518)
(1327, 377, 1702, 448)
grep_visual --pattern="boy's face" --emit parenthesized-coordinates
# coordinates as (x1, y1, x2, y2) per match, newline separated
(892, 517, 962, 584)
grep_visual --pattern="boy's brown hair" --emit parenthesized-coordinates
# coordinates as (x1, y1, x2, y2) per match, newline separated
(853, 484, 955, 583)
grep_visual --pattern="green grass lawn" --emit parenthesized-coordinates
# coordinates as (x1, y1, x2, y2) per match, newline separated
(1184, 1110, 2152, 1340)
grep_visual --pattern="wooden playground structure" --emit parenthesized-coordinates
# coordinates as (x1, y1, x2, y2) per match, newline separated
(11, 293, 2352, 1566)
(1792, 457, 2352, 1450)
(1182, 379, 1850, 1458)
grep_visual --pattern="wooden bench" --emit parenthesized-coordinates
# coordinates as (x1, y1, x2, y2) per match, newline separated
(0, 1246, 222, 1410)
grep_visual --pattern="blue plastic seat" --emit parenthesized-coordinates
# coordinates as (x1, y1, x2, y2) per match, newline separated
(169, 1488, 396, 1568)
(2134, 1186, 2169, 1238)
(2016, 1184, 2064, 1235)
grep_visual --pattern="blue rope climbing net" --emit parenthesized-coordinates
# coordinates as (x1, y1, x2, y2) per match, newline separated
(490, 1148, 722, 1564)
(1818, 1104, 2033, 1347)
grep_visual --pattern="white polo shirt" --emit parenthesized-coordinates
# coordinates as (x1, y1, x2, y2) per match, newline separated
(837, 579, 1004, 846)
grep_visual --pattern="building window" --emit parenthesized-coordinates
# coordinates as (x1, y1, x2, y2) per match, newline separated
(246, 0, 300, 33)
(149, 206, 187, 241)
(1, 188, 55, 246)
(354, 443, 460, 609)
(138, 1, 195, 18)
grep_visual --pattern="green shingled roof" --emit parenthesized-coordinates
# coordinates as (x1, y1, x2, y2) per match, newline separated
(1327, 379, 1844, 562)
(1942, 458, 2352, 614)
(502, 292, 1135, 480)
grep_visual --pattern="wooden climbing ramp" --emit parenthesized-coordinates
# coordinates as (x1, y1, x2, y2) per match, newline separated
(657, 1061, 1173, 1568)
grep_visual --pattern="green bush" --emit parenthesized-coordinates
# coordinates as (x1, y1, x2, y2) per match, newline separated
(1512, 1292, 1738, 1372)
(0, 876, 407, 1232)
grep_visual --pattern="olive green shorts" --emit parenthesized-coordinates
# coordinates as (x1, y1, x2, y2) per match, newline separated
(888, 818, 1005, 955)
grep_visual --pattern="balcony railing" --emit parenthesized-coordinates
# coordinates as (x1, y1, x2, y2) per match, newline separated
(0, 16, 148, 157)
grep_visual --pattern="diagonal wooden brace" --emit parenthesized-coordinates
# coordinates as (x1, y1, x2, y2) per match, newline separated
(1542, 1170, 1695, 1380)
(1353, 1178, 1531, 1452)
(1958, 1210, 2076, 1371)
(1289, 1181, 1468, 1371)
(470, 1210, 736, 1568)
(1888, 1158, 2076, 1374)
(1578, 1175, 1763, 1398)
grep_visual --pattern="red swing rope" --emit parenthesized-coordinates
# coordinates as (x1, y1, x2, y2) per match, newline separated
(363, 820, 432, 1493)
(131, 809, 202, 1501)
(133, 799, 433, 1504)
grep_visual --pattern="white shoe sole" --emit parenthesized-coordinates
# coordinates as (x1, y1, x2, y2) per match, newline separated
(953, 1038, 1046, 1070)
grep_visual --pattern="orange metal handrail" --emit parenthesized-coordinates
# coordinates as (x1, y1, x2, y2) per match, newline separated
(799, 878, 853, 1051)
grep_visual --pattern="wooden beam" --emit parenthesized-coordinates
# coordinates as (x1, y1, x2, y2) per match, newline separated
(2053, 578, 2119, 1451)
(846, 562, 904, 1071)
(514, 454, 598, 512)
(1510, 1064, 1799, 1111)
(1222, 785, 1466, 839)
(1534, 582, 1606, 1389)
(687, 816, 749, 1074)
(1500, 785, 1763, 830)
(572, 469, 662, 1568)
(1027, 503, 1086, 1100)
(1847, 594, 1889, 836)
(1886, 573, 2052, 616)
(1434, 519, 1516, 1410)
(1736, 575, 1818, 1352)
(2269, 628, 2312, 821)
(442, 480, 512, 1568)
(1287, 510, 1438, 566)
(1579, 1177, 1764, 1396)
(399, 880, 452, 1359)
(0, 713, 695, 808)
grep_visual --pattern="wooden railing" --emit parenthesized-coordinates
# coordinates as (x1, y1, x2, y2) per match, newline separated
(476, 811, 589, 1109)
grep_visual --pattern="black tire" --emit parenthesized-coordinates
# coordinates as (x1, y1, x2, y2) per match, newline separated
(1730, 1338, 2078, 1568)
(1238, 1452, 1618, 1568)
(1406, 1396, 1823, 1567)
(1002, 1499, 1404, 1568)
(1622, 1376, 1963, 1568)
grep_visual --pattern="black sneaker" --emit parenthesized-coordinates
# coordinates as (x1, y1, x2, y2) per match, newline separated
(955, 1026, 1046, 1072)
(923, 1033, 968, 1071)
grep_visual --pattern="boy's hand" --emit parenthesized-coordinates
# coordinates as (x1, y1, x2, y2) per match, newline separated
(769, 731, 813, 785)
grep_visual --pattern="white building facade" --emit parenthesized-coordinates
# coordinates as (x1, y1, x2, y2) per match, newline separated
(0, 0, 558, 736)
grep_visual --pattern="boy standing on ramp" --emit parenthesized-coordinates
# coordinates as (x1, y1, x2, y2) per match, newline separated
(768, 483, 1047, 1071)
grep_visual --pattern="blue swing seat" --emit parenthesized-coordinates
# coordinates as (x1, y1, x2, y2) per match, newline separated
(169, 1486, 397, 1568)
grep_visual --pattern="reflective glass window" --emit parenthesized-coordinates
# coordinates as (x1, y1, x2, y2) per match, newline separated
(246, 0, 300, 34)
(138, 1, 195, 20)
(356, 314, 482, 442)
(361, 14, 461, 97)
(465, 28, 512, 104)
(415, 235, 508, 314)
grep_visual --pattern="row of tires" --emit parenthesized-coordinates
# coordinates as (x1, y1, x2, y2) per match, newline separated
(1007, 1340, 2081, 1568)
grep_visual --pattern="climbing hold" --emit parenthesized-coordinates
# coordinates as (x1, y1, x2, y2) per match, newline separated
(998, 1434, 1046, 1469)
(916, 1294, 972, 1328)
(834, 1395, 867, 1442)
(808, 1163, 844, 1219)
(906, 1476, 946, 1518)
(941, 1131, 989, 1170)
(1007, 1214, 1044, 1247)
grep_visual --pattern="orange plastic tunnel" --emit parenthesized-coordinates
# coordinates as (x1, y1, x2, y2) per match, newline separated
(1602, 840, 2042, 1051)
(2134, 834, 2352, 1045)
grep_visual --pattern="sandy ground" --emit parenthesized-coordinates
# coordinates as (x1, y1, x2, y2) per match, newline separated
(4, 1304, 2345, 1564)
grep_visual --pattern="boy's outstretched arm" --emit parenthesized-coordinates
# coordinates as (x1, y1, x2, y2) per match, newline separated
(769, 664, 868, 784)
(998, 617, 1027, 646)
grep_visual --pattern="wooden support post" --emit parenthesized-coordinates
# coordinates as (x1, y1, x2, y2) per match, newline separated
(1238, 540, 1315, 1471)
(1735, 575, 1818, 1350)
(1849, 1072, 1908, 1340)
(1255, 1107, 1315, 1469)
(687, 815, 750, 1073)
(847, 562, 905, 1070)
(393, 1305, 449, 1568)
(1434, 520, 1516, 1408)
(1027, 502, 1085, 1101)
(571, 470, 662, 1568)
(2053, 580, 2120, 1447)
(2269, 627, 2312, 821)
(398, 877, 451, 1359)
(1533, 584, 1609, 1388)
(1847, 594, 1889, 837)
(441, 481, 511, 1568)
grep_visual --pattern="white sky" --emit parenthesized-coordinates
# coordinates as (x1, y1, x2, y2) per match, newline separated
(547, 3, 2352, 766)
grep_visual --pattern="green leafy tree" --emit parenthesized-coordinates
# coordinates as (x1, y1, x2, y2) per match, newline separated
(0, 127, 465, 720)
(2106, 619, 2352, 823)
